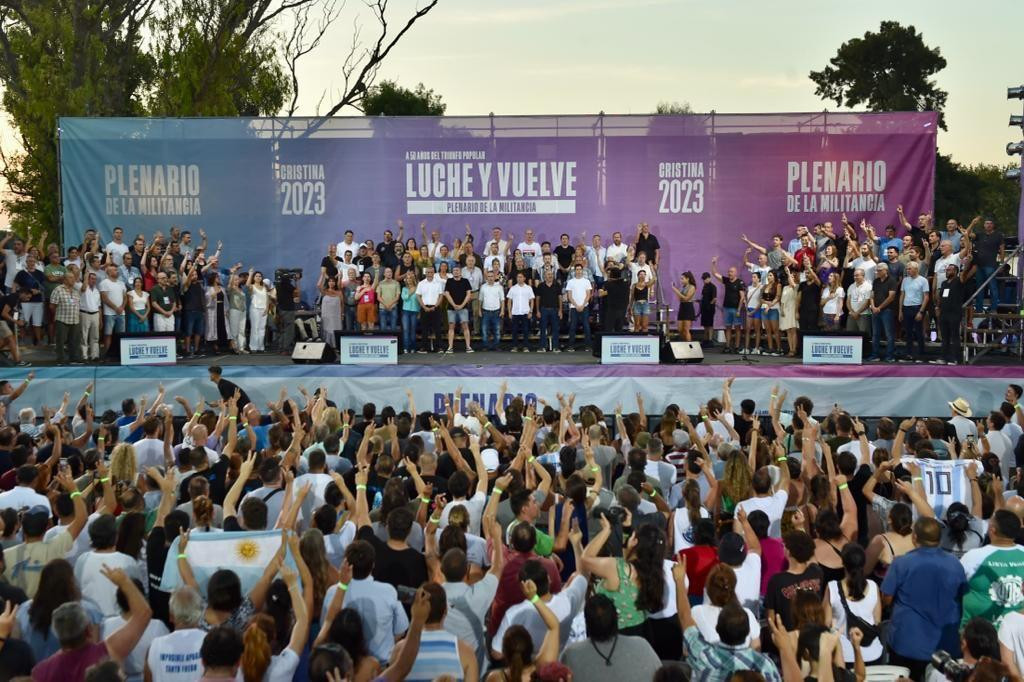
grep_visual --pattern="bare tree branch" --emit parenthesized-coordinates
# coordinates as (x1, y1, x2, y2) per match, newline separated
(284, 0, 341, 117)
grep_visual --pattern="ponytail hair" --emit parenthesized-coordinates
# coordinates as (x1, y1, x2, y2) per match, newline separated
(683, 479, 702, 527)
(241, 614, 275, 682)
(841, 543, 867, 601)
(503, 625, 533, 682)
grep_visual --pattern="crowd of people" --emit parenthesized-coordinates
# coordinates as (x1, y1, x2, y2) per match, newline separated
(0, 208, 1009, 364)
(0, 370, 1022, 681)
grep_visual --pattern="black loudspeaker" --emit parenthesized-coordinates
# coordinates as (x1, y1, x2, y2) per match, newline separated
(661, 340, 704, 364)
(291, 341, 335, 364)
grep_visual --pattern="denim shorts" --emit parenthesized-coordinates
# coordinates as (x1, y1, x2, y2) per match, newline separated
(724, 307, 740, 326)
(763, 308, 780, 322)
(103, 314, 125, 335)
(632, 301, 650, 316)
(182, 309, 204, 337)
(447, 308, 470, 324)
(747, 307, 762, 320)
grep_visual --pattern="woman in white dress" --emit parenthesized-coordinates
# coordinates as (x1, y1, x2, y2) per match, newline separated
(319, 275, 343, 348)
(779, 268, 799, 357)
(247, 270, 275, 352)
(822, 544, 883, 665)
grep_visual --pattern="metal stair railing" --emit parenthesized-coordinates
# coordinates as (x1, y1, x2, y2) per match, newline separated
(961, 243, 1022, 364)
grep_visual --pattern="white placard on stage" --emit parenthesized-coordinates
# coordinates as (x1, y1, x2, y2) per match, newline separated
(601, 335, 660, 365)
(119, 337, 177, 366)
(803, 335, 862, 365)
(339, 336, 399, 365)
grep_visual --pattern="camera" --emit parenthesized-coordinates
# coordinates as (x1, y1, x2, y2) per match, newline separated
(931, 650, 973, 682)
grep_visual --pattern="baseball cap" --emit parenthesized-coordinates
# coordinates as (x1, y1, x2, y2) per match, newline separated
(718, 531, 747, 566)
(22, 505, 51, 537)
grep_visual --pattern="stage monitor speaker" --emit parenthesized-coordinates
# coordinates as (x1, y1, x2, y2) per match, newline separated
(291, 341, 335, 364)
(662, 340, 704, 364)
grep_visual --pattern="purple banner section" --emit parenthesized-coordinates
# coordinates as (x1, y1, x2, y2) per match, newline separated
(60, 113, 936, 302)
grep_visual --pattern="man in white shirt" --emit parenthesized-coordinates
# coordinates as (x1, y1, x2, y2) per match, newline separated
(74, 515, 146, 616)
(415, 266, 446, 353)
(948, 398, 979, 444)
(0, 465, 53, 510)
(294, 449, 334, 528)
(605, 231, 628, 264)
(848, 243, 877, 283)
(982, 412, 1014, 481)
(492, 563, 587, 660)
(735, 463, 791, 538)
(105, 226, 130, 263)
(145, 586, 213, 681)
(479, 270, 505, 351)
(79, 271, 103, 360)
(517, 229, 541, 270)
(565, 265, 593, 350)
(336, 230, 359, 261)
(933, 240, 961, 292)
(443, 543, 503, 671)
(846, 268, 873, 334)
(483, 241, 505, 273)
(629, 252, 655, 284)
(0, 233, 26, 289)
(587, 234, 607, 281)
(506, 271, 535, 352)
(482, 226, 508, 258)
(98, 264, 127, 353)
(423, 223, 445, 260)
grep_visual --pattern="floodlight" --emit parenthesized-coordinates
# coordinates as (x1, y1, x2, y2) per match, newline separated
(1006, 168, 1021, 180)
(1011, 114, 1024, 127)
(1008, 141, 1024, 156)
(1009, 86, 1024, 100)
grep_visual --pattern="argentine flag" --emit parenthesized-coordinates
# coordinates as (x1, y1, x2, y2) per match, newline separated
(160, 531, 299, 597)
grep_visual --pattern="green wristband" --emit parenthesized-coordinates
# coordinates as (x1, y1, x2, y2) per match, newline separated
(338, 582, 349, 592)
(70, 491, 82, 499)
(356, 484, 367, 491)
(420, 496, 430, 504)
(837, 483, 849, 490)
(530, 595, 540, 604)
(493, 487, 504, 495)
(177, 553, 188, 560)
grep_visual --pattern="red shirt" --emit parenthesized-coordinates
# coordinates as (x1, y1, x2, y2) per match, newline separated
(793, 247, 816, 270)
(33, 641, 108, 682)
(679, 545, 719, 596)
(759, 537, 787, 596)
(489, 550, 563, 636)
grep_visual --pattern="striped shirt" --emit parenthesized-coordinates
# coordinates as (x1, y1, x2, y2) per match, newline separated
(404, 629, 463, 682)
(684, 626, 781, 682)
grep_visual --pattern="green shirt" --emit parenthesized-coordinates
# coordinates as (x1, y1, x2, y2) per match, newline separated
(377, 279, 401, 308)
(43, 264, 66, 298)
(150, 284, 178, 315)
(960, 544, 1024, 627)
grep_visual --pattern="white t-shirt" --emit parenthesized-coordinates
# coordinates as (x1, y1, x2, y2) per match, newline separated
(98, 277, 127, 315)
(128, 290, 149, 312)
(984, 429, 1014, 480)
(2, 248, 24, 288)
(0, 485, 52, 512)
(934, 254, 961, 288)
(847, 282, 872, 313)
(133, 438, 166, 471)
(479, 282, 506, 311)
(439, 491, 487, 536)
(517, 241, 542, 267)
(606, 243, 628, 263)
(822, 287, 845, 315)
(234, 648, 300, 682)
(735, 490, 789, 538)
(629, 262, 654, 282)
(694, 412, 736, 443)
(691, 604, 760, 647)
(507, 284, 535, 316)
(102, 616, 169, 682)
(998, 611, 1024, 675)
(336, 240, 359, 261)
(105, 241, 129, 262)
(493, 574, 587, 657)
(836, 439, 875, 464)
(827, 580, 883, 663)
(850, 257, 877, 283)
(74, 551, 144, 616)
(146, 628, 207, 682)
(415, 277, 444, 306)
(672, 506, 711, 553)
(565, 277, 592, 307)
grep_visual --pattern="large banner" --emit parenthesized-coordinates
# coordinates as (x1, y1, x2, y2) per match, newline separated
(59, 114, 936, 296)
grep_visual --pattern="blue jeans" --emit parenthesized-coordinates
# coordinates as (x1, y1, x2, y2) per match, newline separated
(511, 314, 530, 348)
(871, 307, 895, 360)
(539, 308, 560, 350)
(567, 306, 591, 347)
(379, 307, 398, 332)
(901, 304, 924, 357)
(481, 310, 501, 350)
(974, 265, 999, 311)
(401, 309, 418, 351)
(344, 306, 356, 331)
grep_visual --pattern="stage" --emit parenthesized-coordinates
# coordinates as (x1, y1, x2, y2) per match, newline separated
(8, 344, 1023, 419)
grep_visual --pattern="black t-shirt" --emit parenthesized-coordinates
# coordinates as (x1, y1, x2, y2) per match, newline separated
(146, 526, 172, 624)
(973, 231, 1004, 268)
(602, 279, 629, 310)
(723, 278, 744, 308)
(444, 277, 472, 307)
(321, 256, 340, 279)
(536, 282, 562, 309)
(636, 233, 661, 263)
(150, 285, 178, 314)
(356, 524, 428, 591)
(553, 245, 575, 269)
(216, 378, 252, 412)
(276, 278, 297, 311)
(14, 269, 43, 302)
(939, 278, 966, 315)
(700, 282, 717, 309)
(0, 637, 34, 678)
(1, 292, 19, 319)
(764, 564, 825, 629)
(871, 276, 899, 308)
(182, 282, 204, 311)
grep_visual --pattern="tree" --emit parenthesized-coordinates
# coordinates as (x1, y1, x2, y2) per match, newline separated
(362, 81, 446, 116)
(935, 153, 1020, 232)
(0, 0, 441, 240)
(809, 21, 948, 129)
(655, 101, 692, 114)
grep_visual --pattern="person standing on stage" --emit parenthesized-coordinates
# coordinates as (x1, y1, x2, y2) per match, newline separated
(671, 272, 696, 341)
(247, 269, 274, 352)
(699, 272, 717, 347)
(599, 266, 629, 333)
(443, 265, 473, 354)
(710, 257, 744, 353)
(535, 268, 562, 353)
(416, 266, 445, 353)
(507, 271, 535, 353)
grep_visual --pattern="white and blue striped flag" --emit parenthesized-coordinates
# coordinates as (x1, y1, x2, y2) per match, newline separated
(160, 530, 299, 596)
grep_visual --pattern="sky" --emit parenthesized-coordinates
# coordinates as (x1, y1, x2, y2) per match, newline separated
(293, 0, 1024, 166)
